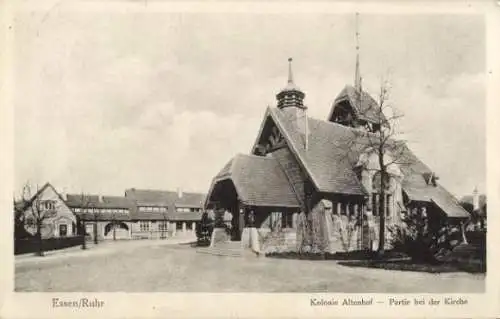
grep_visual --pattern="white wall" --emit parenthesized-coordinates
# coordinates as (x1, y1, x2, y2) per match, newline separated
(23, 184, 77, 238)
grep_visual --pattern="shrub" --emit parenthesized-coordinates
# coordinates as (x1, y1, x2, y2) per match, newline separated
(195, 212, 214, 246)
(389, 210, 462, 264)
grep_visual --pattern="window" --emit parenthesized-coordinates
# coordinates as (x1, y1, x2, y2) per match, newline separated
(270, 212, 282, 230)
(152, 207, 159, 212)
(372, 194, 379, 216)
(176, 222, 183, 230)
(139, 221, 150, 232)
(340, 203, 347, 215)
(74, 208, 81, 213)
(59, 224, 67, 237)
(386, 195, 391, 217)
(281, 213, 293, 228)
(42, 200, 55, 210)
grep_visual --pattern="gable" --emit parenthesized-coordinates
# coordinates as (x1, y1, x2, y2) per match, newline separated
(327, 85, 387, 126)
(251, 109, 286, 156)
(23, 184, 76, 224)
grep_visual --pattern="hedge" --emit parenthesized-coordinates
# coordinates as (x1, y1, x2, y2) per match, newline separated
(14, 236, 84, 255)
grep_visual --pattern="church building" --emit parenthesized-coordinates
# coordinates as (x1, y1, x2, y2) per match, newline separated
(205, 57, 470, 254)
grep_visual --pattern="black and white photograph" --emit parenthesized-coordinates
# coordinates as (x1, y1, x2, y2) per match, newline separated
(2, 1, 498, 318)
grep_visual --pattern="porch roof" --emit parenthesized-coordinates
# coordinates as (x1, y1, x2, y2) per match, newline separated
(211, 154, 300, 208)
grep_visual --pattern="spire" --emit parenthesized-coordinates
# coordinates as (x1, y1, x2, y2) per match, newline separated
(354, 12, 362, 92)
(276, 57, 305, 109)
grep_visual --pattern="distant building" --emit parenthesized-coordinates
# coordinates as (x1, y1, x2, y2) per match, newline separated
(124, 188, 205, 239)
(460, 187, 487, 230)
(16, 183, 77, 239)
(65, 194, 131, 240)
(65, 188, 207, 240)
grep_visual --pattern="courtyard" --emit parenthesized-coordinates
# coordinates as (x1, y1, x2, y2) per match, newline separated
(15, 241, 485, 292)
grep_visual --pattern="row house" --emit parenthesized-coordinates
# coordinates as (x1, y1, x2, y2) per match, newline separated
(65, 188, 206, 240)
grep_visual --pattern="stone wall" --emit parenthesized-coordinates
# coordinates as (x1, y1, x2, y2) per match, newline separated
(256, 228, 297, 254)
(326, 214, 360, 253)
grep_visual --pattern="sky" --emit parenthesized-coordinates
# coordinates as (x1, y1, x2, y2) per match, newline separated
(13, 8, 485, 198)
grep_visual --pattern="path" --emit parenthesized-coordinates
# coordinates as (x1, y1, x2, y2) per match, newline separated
(15, 243, 485, 293)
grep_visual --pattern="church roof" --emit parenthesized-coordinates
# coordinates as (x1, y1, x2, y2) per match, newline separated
(211, 154, 300, 208)
(328, 85, 387, 124)
(268, 107, 469, 218)
(271, 107, 366, 195)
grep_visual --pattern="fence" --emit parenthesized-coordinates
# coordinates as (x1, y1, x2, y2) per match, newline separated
(14, 236, 84, 255)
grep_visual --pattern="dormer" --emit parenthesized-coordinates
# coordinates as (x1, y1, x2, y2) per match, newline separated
(422, 172, 439, 187)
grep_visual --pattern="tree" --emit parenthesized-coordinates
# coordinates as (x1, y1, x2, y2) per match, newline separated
(196, 211, 214, 246)
(92, 202, 100, 245)
(342, 79, 411, 257)
(78, 192, 101, 245)
(20, 182, 57, 256)
(161, 207, 168, 240)
(76, 192, 95, 249)
(389, 209, 462, 263)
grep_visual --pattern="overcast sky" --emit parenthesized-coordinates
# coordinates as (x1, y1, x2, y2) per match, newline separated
(13, 9, 485, 198)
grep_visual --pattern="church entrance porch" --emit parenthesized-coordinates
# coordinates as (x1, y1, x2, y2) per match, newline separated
(206, 176, 301, 254)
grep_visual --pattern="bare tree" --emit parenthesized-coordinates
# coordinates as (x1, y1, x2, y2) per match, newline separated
(161, 209, 168, 240)
(78, 192, 93, 249)
(92, 202, 101, 245)
(21, 182, 57, 256)
(341, 79, 411, 257)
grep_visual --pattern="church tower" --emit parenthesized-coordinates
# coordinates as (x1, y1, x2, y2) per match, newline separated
(276, 58, 306, 111)
(327, 13, 385, 133)
(276, 58, 309, 149)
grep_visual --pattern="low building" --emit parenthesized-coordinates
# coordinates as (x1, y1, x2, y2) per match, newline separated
(125, 188, 205, 239)
(65, 194, 132, 241)
(460, 188, 487, 230)
(65, 188, 208, 240)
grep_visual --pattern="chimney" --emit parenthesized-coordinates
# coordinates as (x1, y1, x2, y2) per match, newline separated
(473, 187, 479, 211)
(177, 188, 183, 199)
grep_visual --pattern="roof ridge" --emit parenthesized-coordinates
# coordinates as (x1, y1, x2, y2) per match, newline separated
(125, 188, 203, 195)
(236, 153, 276, 160)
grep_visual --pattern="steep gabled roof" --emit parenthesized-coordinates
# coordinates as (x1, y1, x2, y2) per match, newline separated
(327, 85, 387, 125)
(257, 107, 468, 218)
(208, 154, 300, 208)
(18, 182, 77, 219)
(270, 107, 366, 195)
